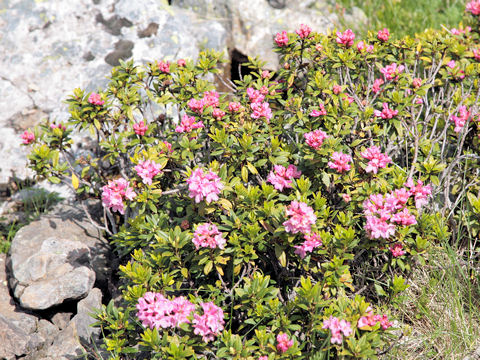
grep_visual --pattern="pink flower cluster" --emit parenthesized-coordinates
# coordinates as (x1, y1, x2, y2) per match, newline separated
(363, 179, 431, 240)
(137, 292, 196, 330)
(450, 26, 471, 35)
(390, 243, 406, 257)
(187, 91, 222, 116)
(447, 60, 465, 80)
(296, 24, 311, 39)
(361, 146, 392, 174)
(358, 309, 393, 330)
(450, 105, 471, 132)
(377, 28, 390, 42)
(101, 178, 136, 214)
(357, 41, 374, 53)
(309, 103, 326, 116)
(267, 164, 301, 191)
(372, 78, 384, 94)
(380, 63, 404, 81)
(192, 223, 226, 249)
(133, 121, 148, 135)
(374, 102, 398, 119)
(175, 114, 204, 133)
(336, 29, 355, 47)
(323, 316, 352, 344)
(247, 87, 272, 121)
(304, 129, 328, 150)
(294, 233, 322, 259)
(193, 302, 225, 342)
(466, 0, 480, 15)
(228, 101, 242, 112)
(283, 201, 317, 234)
(21, 130, 35, 144)
(328, 152, 352, 173)
(276, 333, 294, 353)
(186, 168, 224, 204)
(50, 123, 66, 131)
(275, 31, 289, 47)
(134, 160, 162, 185)
(473, 48, 480, 62)
(88, 92, 104, 106)
(158, 60, 170, 73)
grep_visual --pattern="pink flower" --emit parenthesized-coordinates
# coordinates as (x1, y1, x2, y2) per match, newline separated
(466, 0, 480, 15)
(188, 98, 205, 114)
(202, 91, 220, 108)
(186, 168, 224, 204)
(377, 28, 390, 42)
(258, 357, 268, 360)
(296, 24, 312, 39)
(374, 102, 398, 119)
(380, 63, 404, 81)
(193, 302, 225, 342)
(328, 152, 352, 173)
(358, 311, 392, 330)
(473, 48, 480, 62)
(304, 129, 328, 150)
(391, 208, 417, 226)
(177, 59, 186, 67)
(88, 92, 104, 106)
(412, 77, 423, 88)
(294, 233, 322, 259)
(450, 105, 471, 132)
(342, 95, 354, 105)
(275, 31, 289, 47)
(261, 70, 271, 79)
(250, 101, 272, 121)
(372, 78, 384, 94)
(357, 41, 374, 53)
(333, 84, 342, 94)
(267, 164, 301, 191)
(133, 121, 148, 136)
(175, 114, 204, 133)
(276, 333, 294, 353)
(365, 215, 396, 239)
(212, 108, 226, 120)
(390, 243, 406, 257)
(447, 60, 465, 80)
(158, 60, 170, 73)
(161, 141, 173, 153)
(137, 292, 195, 330)
(360, 146, 392, 174)
(101, 178, 136, 214)
(322, 316, 352, 344)
(192, 223, 226, 249)
(336, 29, 355, 47)
(447, 60, 456, 69)
(134, 160, 162, 186)
(228, 102, 242, 112)
(404, 178, 431, 209)
(21, 130, 35, 144)
(50, 123, 66, 131)
(247, 87, 265, 103)
(342, 193, 351, 202)
(283, 201, 317, 234)
(309, 103, 327, 117)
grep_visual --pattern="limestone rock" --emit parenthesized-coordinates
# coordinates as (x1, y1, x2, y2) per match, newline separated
(72, 287, 103, 343)
(9, 204, 109, 310)
(0, 314, 42, 360)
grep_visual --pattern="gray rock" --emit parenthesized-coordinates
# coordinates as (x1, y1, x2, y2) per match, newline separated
(72, 287, 102, 343)
(9, 204, 109, 310)
(51, 312, 73, 331)
(37, 319, 59, 348)
(0, 314, 42, 360)
(44, 320, 87, 359)
(0, 254, 38, 334)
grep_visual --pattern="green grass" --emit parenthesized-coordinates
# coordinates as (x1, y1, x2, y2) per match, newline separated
(336, 0, 466, 38)
(384, 240, 480, 359)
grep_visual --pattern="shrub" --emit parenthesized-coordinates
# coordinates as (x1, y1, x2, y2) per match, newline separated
(24, 3, 480, 359)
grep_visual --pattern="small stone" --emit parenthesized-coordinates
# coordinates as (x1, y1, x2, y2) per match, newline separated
(51, 312, 73, 331)
(72, 287, 102, 343)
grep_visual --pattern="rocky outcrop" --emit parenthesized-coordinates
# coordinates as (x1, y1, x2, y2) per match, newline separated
(8, 203, 109, 310)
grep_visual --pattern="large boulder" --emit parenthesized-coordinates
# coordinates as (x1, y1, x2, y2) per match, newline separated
(8, 203, 109, 310)
(0, 0, 228, 184)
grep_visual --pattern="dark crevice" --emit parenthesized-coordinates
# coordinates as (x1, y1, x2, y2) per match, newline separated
(230, 49, 254, 83)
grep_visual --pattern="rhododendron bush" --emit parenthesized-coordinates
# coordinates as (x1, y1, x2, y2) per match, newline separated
(24, 4, 480, 359)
